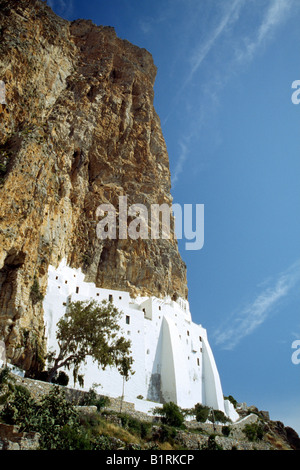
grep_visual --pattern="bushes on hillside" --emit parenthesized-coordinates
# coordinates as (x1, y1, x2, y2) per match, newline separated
(242, 422, 265, 442)
(153, 402, 184, 428)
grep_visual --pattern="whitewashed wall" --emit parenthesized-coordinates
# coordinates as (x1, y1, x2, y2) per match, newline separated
(43, 259, 235, 419)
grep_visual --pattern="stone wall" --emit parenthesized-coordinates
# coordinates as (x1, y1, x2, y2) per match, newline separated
(0, 423, 40, 450)
(0, 372, 295, 450)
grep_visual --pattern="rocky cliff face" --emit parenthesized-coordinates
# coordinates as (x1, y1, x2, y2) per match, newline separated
(0, 0, 187, 373)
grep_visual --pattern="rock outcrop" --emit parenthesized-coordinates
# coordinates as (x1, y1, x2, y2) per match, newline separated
(0, 0, 187, 373)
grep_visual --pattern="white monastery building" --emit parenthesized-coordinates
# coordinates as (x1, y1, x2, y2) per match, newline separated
(43, 259, 238, 421)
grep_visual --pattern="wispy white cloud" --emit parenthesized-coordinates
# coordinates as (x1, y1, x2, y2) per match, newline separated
(213, 260, 300, 350)
(182, 0, 245, 91)
(47, 0, 74, 18)
(169, 1, 244, 185)
(236, 0, 295, 63)
(170, 0, 296, 185)
(172, 140, 189, 187)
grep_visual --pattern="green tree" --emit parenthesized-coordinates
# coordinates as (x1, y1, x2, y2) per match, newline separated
(213, 409, 229, 424)
(194, 403, 210, 423)
(118, 355, 135, 413)
(45, 299, 134, 385)
(153, 402, 184, 428)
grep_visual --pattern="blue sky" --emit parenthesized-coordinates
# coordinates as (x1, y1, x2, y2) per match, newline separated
(47, 0, 300, 434)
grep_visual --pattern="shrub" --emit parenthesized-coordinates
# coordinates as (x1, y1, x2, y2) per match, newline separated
(153, 402, 184, 428)
(93, 435, 114, 450)
(155, 424, 177, 443)
(0, 384, 38, 431)
(0, 367, 15, 404)
(243, 422, 265, 442)
(52, 371, 69, 386)
(222, 425, 231, 437)
(0, 383, 89, 450)
(140, 421, 152, 440)
(201, 434, 223, 451)
(79, 386, 110, 411)
(213, 409, 229, 424)
(118, 413, 151, 440)
(120, 414, 141, 433)
(30, 277, 44, 304)
(0, 367, 13, 388)
(224, 395, 238, 408)
(194, 403, 210, 423)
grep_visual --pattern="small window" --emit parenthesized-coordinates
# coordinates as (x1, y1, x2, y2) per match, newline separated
(109, 294, 113, 302)
(96, 293, 99, 297)
(143, 308, 146, 314)
(65, 280, 68, 284)
(146, 349, 150, 355)
(199, 336, 202, 342)
(159, 306, 161, 311)
(55, 276, 58, 280)
(76, 287, 79, 294)
(200, 348, 202, 353)
(197, 358, 200, 366)
(63, 302, 67, 306)
(127, 331, 131, 336)
(126, 315, 130, 325)
(119, 296, 122, 300)
(187, 331, 190, 336)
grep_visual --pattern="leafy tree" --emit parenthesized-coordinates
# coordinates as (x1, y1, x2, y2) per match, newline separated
(1, 383, 90, 450)
(194, 403, 210, 423)
(45, 299, 134, 385)
(118, 354, 135, 413)
(213, 409, 229, 424)
(0, 384, 39, 431)
(153, 402, 184, 428)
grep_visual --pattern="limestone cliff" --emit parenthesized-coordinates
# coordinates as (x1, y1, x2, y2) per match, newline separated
(0, 0, 187, 373)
